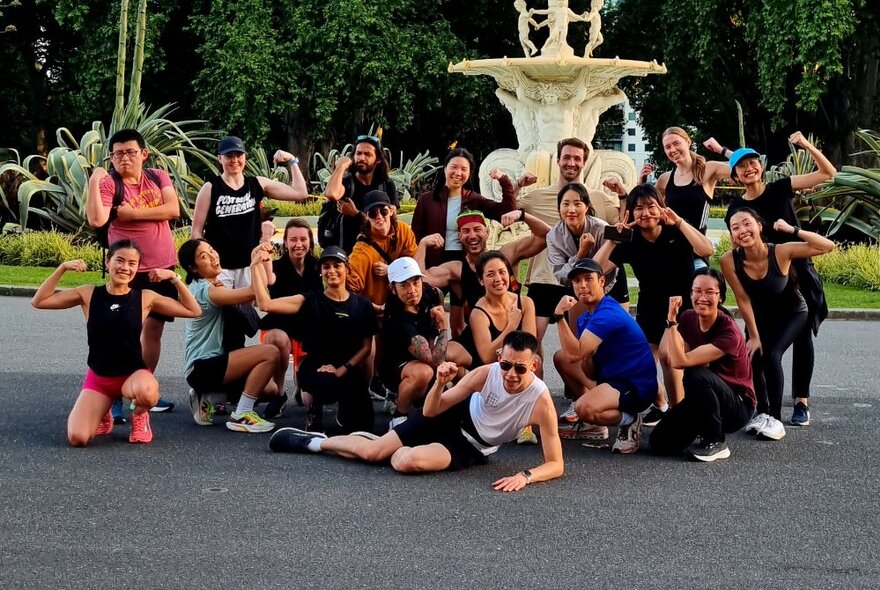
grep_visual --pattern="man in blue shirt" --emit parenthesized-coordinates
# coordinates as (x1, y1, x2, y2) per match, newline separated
(552, 258, 658, 453)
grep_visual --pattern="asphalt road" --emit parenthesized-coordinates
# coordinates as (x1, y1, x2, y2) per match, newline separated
(1, 295, 878, 589)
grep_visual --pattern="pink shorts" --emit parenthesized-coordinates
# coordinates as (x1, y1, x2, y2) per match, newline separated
(82, 368, 149, 399)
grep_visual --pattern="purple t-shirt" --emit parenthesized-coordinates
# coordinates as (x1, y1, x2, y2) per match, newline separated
(100, 168, 177, 271)
(678, 310, 756, 409)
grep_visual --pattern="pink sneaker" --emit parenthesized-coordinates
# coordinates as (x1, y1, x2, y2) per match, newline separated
(95, 411, 113, 436)
(129, 411, 153, 444)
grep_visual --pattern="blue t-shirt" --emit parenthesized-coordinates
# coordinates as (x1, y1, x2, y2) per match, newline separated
(576, 296, 656, 399)
(183, 279, 225, 376)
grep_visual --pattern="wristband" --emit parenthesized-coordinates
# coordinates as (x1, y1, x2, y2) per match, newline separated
(285, 158, 299, 168)
(792, 227, 800, 238)
(665, 319, 678, 329)
(550, 313, 565, 324)
(518, 207, 527, 220)
(343, 362, 354, 372)
(719, 146, 728, 157)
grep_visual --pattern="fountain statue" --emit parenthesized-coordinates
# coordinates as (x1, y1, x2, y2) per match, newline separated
(449, 0, 666, 196)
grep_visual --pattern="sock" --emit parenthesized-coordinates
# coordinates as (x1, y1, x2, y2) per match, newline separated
(235, 393, 257, 415)
(307, 438, 324, 453)
(619, 412, 635, 427)
(658, 402, 669, 412)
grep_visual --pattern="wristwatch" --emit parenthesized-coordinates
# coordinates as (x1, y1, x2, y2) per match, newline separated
(549, 313, 565, 324)
(665, 319, 678, 329)
(521, 469, 533, 484)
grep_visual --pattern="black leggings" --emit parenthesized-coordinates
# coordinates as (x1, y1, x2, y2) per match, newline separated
(752, 310, 808, 419)
(299, 363, 374, 433)
(650, 367, 752, 454)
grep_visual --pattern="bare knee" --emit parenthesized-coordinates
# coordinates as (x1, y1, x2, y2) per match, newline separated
(575, 396, 598, 423)
(67, 428, 91, 448)
(390, 448, 423, 472)
(361, 442, 393, 463)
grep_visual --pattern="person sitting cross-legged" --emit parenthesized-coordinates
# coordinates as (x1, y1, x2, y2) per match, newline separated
(269, 331, 564, 492)
(552, 258, 658, 453)
(651, 269, 756, 462)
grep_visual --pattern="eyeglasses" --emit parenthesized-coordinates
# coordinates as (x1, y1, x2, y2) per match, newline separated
(367, 206, 390, 219)
(691, 289, 720, 297)
(110, 149, 142, 160)
(498, 360, 529, 375)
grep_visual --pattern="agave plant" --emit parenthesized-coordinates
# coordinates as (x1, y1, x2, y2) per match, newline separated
(0, 0, 220, 237)
(807, 130, 880, 242)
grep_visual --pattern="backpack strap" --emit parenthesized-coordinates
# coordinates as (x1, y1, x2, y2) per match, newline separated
(356, 235, 394, 264)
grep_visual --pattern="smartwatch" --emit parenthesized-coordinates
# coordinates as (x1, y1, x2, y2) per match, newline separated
(521, 469, 533, 484)
(665, 319, 678, 329)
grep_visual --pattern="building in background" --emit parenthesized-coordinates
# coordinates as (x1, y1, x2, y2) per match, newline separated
(595, 98, 652, 174)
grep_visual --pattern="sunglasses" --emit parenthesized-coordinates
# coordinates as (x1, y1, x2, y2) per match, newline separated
(498, 360, 529, 375)
(356, 134, 381, 146)
(367, 206, 390, 219)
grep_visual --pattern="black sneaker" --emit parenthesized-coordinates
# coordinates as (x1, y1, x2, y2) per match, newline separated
(641, 405, 666, 427)
(790, 402, 810, 426)
(111, 399, 127, 425)
(689, 439, 731, 462)
(269, 428, 322, 453)
(305, 405, 324, 433)
(263, 393, 289, 419)
(150, 398, 175, 413)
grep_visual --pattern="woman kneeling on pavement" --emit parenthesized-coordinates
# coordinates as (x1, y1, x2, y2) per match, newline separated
(179, 239, 288, 433)
(32, 239, 201, 446)
(651, 269, 755, 461)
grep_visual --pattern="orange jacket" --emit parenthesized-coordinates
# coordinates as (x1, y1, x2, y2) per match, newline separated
(346, 220, 418, 305)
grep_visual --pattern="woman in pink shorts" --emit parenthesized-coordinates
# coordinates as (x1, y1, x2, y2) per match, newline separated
(31, 239, 201, 446)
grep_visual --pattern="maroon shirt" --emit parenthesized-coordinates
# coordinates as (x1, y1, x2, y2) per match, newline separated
(678, 310, 756, 409)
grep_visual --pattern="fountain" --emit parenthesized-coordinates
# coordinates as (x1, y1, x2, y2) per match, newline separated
(449, 0, 666, 195)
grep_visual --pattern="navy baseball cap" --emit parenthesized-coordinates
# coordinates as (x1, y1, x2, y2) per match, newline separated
(362, 190, 392, 212)
(567, 257, 604, 280)
(218, 136, 247, 155)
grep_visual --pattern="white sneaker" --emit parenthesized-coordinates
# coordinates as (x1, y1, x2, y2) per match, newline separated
(757, 415, 786, 441)
(559, 401, 578, 423)
(744, 412, 768, 435)
(389, 415, 408, 429)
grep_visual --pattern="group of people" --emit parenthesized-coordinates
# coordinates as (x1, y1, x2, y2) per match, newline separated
(34, 125, 838, 490)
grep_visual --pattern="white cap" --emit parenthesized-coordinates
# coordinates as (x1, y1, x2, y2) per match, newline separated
(387, 257, 424, 284)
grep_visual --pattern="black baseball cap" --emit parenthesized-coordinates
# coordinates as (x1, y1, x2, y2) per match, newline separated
(319, 245, 348, 264)
(218, 136, 247, 155)
(362, 190, 391, 212)
(567, 257, 604, 279)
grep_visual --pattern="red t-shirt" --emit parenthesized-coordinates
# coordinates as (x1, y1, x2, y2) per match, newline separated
(100, 169, 177, 271)
(678, 310, 756, 409)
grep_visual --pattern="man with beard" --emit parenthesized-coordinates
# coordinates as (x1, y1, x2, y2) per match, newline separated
(517, 137, 630, 368)
(414, 210, 551, 337)
(323, 134, 399, 253)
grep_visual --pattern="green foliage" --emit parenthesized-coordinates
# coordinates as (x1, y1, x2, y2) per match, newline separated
(809, 130, 880, 241)
(812, 244, 880, 291)
(266, 199, 416, 218)
(0, 230, 103, 270)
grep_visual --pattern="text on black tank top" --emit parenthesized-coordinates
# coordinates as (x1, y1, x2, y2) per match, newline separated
(88, 287, 147, 376)
(205, 175, 265, 269)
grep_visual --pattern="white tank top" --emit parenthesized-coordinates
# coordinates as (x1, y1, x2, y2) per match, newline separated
(466, 363, 547, 453)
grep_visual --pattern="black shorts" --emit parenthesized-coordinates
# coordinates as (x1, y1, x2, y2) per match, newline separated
(393, 395, 489, 471)
(636, 306, 665, 345)
(606, 378, 655, 416)
(186, 354, 229, 392)
(526, 283, 571, 318)
(609, 266, 630, 304)
(131, 269, 179, 322)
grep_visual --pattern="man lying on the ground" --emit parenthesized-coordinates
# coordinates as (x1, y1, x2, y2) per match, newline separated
(269, 331, 563, 492)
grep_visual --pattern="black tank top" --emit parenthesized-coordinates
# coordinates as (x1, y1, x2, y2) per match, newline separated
(472, 292, 524, 340)
(460, 258, 484, 313)
(665, 169, 710, 233)
(88, 287, 147, 376)
(732, 244, 807, 318)
(204, 175, 265, 269)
